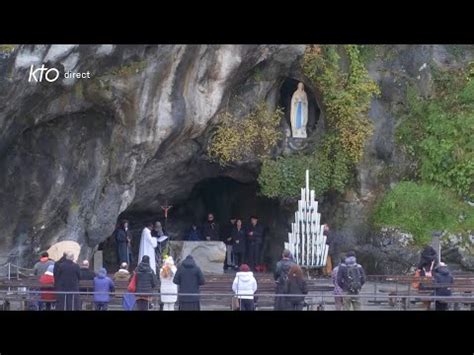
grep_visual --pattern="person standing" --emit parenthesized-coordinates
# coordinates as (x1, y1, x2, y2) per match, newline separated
(34, 252, 55, 276)
(222, 217, 236, 270)
(173, 255, 205, 311)
(152, 221, 165, 238)
(246, 216, 264, 271)
(433, 262, 453, 311)
(93, 268, 115, 311)
(160, 256, 178, 311)
(202, 213, 220, 241)
(331, 257, 345, 311)
(55, 252, 81, 311)
(337, 251, 366, 311)
(115, 219, 131, 266)
(138, 222, 158, 274)
(274, 249, 296, 310)
(152, 221, 166, 268)
(53, 252, 67, 280)
(232, 264, 257, 311)
(323, 224, 342, 276)
(39, 264, 55, 311)
(284, 264, 308, 310)
(231, 218, 246, 269)
(135, 255, 158, 311)
(185, 223, 202, 241)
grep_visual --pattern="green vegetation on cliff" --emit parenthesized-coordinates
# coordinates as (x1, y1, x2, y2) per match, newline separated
(372, 182, 474, 245)
(397, 63, 474, 199)
(374, 61, 474, 243)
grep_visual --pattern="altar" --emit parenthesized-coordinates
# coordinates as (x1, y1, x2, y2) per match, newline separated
(168, 241, 226, 274)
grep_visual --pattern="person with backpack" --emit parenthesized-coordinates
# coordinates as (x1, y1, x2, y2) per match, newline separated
(274, 249, 295, 310)
(135, 255, 158, 311)
(284, 264, 308, 310)
(336, 251, 366, 311)
(419, 245, 438, 271)
(412, 259, 436, 310)
(331, 257, 345, 311)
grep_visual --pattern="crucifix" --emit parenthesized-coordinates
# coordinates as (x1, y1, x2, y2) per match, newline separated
(160, 200, 173, 233)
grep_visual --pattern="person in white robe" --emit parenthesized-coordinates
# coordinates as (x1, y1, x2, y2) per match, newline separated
(138, 222, 158, 273)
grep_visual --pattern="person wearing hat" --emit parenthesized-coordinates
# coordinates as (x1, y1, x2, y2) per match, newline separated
(34, 252, 55, 276)
(160, 256, 178, 311)
(93, 267, 115, 311)
(39, 264, 56, 310)
(232, 264, 257, 311)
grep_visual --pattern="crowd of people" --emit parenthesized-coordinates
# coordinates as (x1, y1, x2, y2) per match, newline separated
(29, 217, 457, 311)
(112, 213, 270, 273)
(183, 213, 266, 271)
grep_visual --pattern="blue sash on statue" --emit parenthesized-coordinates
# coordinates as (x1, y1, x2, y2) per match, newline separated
(296, 102, 303, 129)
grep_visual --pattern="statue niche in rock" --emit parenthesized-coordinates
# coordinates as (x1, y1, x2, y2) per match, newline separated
(290, 82, 308, 139)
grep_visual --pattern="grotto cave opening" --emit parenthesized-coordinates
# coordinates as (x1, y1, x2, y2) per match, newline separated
(102, 176, 292, 272)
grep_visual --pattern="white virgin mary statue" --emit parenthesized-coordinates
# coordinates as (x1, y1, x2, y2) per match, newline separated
(290, 82, 309, 138)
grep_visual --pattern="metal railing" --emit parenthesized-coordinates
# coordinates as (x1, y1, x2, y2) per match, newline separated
(0, 289, 473, 311)
(0, 262, 35, 280)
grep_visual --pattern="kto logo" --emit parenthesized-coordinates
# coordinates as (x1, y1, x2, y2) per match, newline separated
(28, 64, 60, 82)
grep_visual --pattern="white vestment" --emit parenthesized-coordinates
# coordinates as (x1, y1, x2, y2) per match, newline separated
(138, 227, 158, 273)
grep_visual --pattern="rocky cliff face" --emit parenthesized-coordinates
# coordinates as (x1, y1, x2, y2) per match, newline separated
(0, 44, 472, 272)
(0, 44, 305, 266)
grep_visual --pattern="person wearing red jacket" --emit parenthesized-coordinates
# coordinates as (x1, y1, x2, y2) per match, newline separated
(39, 264, 55, 310)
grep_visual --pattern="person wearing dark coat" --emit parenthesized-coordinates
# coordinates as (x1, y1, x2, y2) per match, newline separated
(323, 224, 340, 276)
(135, 255, 158, 311)
(55, 252, 81, 311)
(173, 255, 205, 310)
(185, 224, 202, 241)
(274, 249, 296, 310)
(53, 253, 67, 279)
(284, 264, 308, 310)
(419, 245, 438, 270)
(246, 216, 265, 271)
(222, 217, 236, 269)
(79, 260, 95, 280)
(115, 220, 131, 266)
(201, 213, 220, 241)
(433, 262, 454, 311)
(231, 219, 246, 268)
